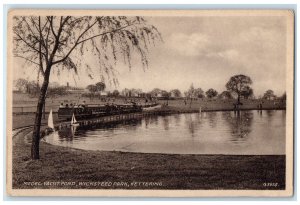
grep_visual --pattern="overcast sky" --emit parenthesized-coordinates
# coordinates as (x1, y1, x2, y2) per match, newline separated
(13, 15, 287, 97)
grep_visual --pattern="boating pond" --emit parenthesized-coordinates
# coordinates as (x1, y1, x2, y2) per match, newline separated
(45, 110, 286, 155)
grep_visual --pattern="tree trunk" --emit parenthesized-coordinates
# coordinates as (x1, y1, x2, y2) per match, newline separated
(31, 66, 51, 160)
(43, 100, 46, 119)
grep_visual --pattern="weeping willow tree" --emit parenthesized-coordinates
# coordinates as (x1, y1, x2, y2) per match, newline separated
(13, 16, 162, 159)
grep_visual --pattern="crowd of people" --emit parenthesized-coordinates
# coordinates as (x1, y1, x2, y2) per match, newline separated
(59, 101, 86, 108)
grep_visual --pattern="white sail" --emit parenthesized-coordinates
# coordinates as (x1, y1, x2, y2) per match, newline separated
(48, 109, 54, 129)
(71, 113, 77, 124)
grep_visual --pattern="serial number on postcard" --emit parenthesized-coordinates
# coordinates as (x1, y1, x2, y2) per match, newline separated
(263, 182, 279, 187)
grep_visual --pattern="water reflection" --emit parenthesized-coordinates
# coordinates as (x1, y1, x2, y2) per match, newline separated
(206, 112, 217, 128)
(46, 110, 286, 155)
(173, 114, 181, 126)
(162, 116, 170, 130)
(257, 110, 263, 118)
(184, 114, 195, 137)
(184, 113, 203, 137)
(57, 119, 142, 142)
(144, 115, 159, 128)
(222, 111, 253, 143)
(266, 110, 274, 117)
(265, 110, 275, 125)
(58, 126, 75, 142)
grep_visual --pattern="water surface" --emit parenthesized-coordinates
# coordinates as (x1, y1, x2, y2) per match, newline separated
(45, 110, 286, 155)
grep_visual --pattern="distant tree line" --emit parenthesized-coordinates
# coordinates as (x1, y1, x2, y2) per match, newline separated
(14, 78, 69, 98)
(15, 76, 286, 105)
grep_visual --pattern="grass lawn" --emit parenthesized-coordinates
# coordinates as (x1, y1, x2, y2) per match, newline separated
(12, 129, 285, 190)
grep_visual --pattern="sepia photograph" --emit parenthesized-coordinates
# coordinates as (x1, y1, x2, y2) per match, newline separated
(6, 9, 294, 197)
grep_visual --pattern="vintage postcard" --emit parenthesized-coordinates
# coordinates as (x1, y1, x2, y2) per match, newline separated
(6, 9, 294, 197)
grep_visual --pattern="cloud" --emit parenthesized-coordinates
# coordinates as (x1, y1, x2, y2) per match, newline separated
(167, 33, 210, 56)
(167, 32, 240, 64)
(205, 49, 239, 61)
(13, 17, 287, 96)
(235, 26, 285, 53)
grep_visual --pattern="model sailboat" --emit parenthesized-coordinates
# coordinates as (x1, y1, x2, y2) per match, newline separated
(46, 109, 55, 134)
(71, 113, 79, 126)
(48, 109, 55, 130)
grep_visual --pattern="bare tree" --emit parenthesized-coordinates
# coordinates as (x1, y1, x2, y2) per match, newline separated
(14, 78, 39, 96)
(14, 78, 29, 92)
(13, 15, 161, 159)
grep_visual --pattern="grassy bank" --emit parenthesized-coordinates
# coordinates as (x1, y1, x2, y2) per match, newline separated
(12, 113, 60, 129)
(12, 129, 285, 190)
(159, 98, 285, 112)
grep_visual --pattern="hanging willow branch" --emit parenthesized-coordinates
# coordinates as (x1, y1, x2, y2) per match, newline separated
(13, 15, 162, 85)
